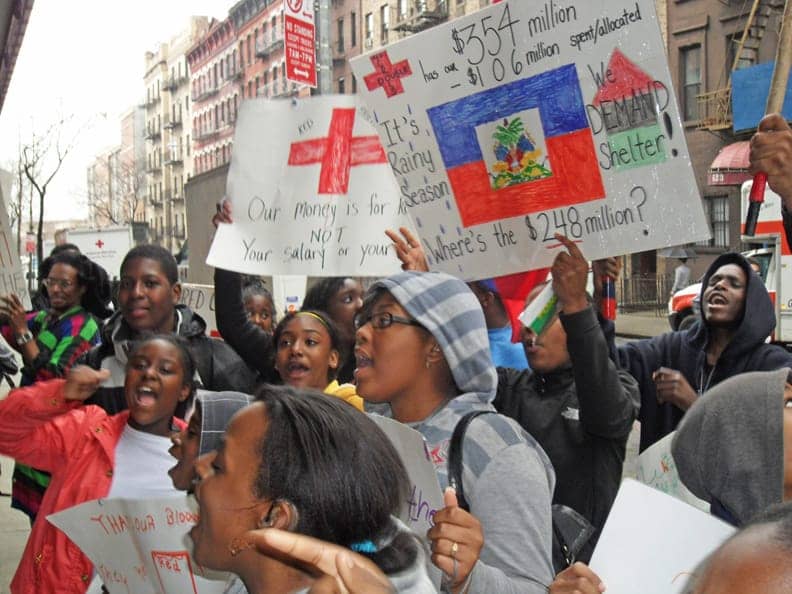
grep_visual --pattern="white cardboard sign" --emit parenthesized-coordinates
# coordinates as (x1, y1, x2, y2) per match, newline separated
(207, 96, 413, 276)
(636, 431, 709, 512)
(47, 495, 228, 594)
(0, 168, 30, 308)
(370, 415, 444, 588)
(590, 479, 735, 594)
(350, 0, 709, 279)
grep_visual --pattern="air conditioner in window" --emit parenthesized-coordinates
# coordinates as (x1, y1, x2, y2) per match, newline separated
(365, 37, 374, 49)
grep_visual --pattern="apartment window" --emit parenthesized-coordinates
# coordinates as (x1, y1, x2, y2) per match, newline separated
(271, 16, 277, 41)
(381, 5, 389, 43)
(697, 196, 730, 248)
(351, 12, 357, 46)
(239, 41, 245, 68)
(365, 12, 374, 45)
(338, 77, 345, 94)
(337, 18, 345, 52)
(680, 45, 701, 121)
(186, 134, 190, 156)
(282, 63, 286, 79)
(398, 0, 407, 19)
(247, 34, 252, 64)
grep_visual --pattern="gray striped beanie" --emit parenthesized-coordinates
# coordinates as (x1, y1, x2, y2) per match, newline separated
(370, 271, 496, 402)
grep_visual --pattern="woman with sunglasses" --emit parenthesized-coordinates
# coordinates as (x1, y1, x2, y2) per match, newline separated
(354, 271, 555, 593)
(0, 250, 111, 524)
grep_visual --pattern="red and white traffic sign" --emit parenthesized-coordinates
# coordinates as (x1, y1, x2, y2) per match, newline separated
(284, 0, 316, 87)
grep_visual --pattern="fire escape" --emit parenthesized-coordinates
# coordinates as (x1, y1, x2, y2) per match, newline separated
(393, 0, 448, 34)
(696, 0, 787, 130)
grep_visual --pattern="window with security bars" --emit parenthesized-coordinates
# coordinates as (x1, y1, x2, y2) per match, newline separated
(696, 196, 729, 248)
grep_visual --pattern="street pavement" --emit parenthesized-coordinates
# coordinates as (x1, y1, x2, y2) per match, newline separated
(0, 309, 666, 591)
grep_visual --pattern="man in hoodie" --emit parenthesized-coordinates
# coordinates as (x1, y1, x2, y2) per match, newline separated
(608, 252, 792, 451)
(672, 367, 792, 526)
(80, 244, 258, 415)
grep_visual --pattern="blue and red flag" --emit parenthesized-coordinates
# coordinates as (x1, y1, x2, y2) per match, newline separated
(482, 268, 551, 342)
(427, 64, 605, 227)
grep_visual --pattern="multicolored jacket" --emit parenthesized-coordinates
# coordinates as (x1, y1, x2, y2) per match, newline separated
(1, 305, 100, 386)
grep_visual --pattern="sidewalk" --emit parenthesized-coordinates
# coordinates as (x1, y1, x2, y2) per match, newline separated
(614, 308, 671, 339)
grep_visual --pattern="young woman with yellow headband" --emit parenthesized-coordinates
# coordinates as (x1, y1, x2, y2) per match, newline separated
(273, 309, 363, 410)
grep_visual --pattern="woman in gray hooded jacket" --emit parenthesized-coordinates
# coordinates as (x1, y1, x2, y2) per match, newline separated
(355, 271, 555, 593)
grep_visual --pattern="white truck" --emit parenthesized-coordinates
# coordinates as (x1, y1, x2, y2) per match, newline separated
(63, 226, 133, 280)
(668, 181, 790, 344)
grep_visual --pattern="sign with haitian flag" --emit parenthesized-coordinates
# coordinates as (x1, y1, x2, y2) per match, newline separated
(350, 0, 710, 279)
(207, 96, 412, 276)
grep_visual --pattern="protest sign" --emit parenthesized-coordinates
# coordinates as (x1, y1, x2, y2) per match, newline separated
(590, 479, 735, 594)
(370, 415, 444, 588)
(0, 168, 30, 308)
(180, 283, 226, 337)
(350, 0, 710, 279)
(207, 96, 413, 276)
(636, 431, 708, 512)
(47, 495, 228, 594)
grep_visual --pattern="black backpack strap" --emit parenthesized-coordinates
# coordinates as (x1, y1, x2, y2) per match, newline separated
(447, 410, 495, 512)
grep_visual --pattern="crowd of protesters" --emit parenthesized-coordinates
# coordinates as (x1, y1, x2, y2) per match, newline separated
(0, 114, 790, 594)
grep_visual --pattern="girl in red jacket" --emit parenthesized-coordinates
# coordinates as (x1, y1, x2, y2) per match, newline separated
(0, 334, 194, 594)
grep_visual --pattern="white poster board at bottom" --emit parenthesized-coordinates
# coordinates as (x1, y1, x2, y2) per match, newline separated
(590, 480, 735, 594)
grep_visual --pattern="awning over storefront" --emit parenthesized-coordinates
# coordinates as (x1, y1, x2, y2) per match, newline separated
(707, 140, 751, 186)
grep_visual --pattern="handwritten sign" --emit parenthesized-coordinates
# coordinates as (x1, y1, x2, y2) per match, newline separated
(179, 283, 219, 337)
(207, 96, 413, 276)
(636, 432, 708, 512)
(0, 168, 30, 309)
(47, 495, 228, 594)
(589, 479, 734, 594)
(370, 415, 443, 588)
(350, 0, 710, 279)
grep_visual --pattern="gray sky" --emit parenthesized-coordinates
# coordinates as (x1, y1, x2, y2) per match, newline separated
(0, 0, 232, 222)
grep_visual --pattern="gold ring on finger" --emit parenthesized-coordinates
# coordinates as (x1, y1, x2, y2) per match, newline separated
(451, 541, 459, 557)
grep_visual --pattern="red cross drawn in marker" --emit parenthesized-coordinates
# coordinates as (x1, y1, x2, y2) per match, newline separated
(95, 239, 104, 249)
(287, 108, 386, 194)
(363, 51, 412, 98)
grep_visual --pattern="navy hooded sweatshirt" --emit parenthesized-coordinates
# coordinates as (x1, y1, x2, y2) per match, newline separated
(618, 252, 792, 451)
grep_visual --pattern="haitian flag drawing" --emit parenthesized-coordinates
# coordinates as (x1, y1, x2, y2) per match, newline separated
(350, 0, 710, 280)
(207, 95, 412, 276)
(428, 64, 605, 227)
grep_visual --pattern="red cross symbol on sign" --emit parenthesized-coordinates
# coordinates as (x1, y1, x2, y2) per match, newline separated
(287, 108, 386, 194)
(95, 239, 104, 249)
(363, 51, 412, 98)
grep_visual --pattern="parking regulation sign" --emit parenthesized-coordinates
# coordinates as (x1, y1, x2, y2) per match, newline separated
(285, 0, 316, 87)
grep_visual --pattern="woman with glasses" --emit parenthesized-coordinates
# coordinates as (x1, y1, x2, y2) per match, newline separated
(0, 250, 111, 524)
(354, 271, 555, 593)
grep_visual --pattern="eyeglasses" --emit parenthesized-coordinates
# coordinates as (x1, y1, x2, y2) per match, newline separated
(353, 311, 424, 330)
(43, 278, 75, 290)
